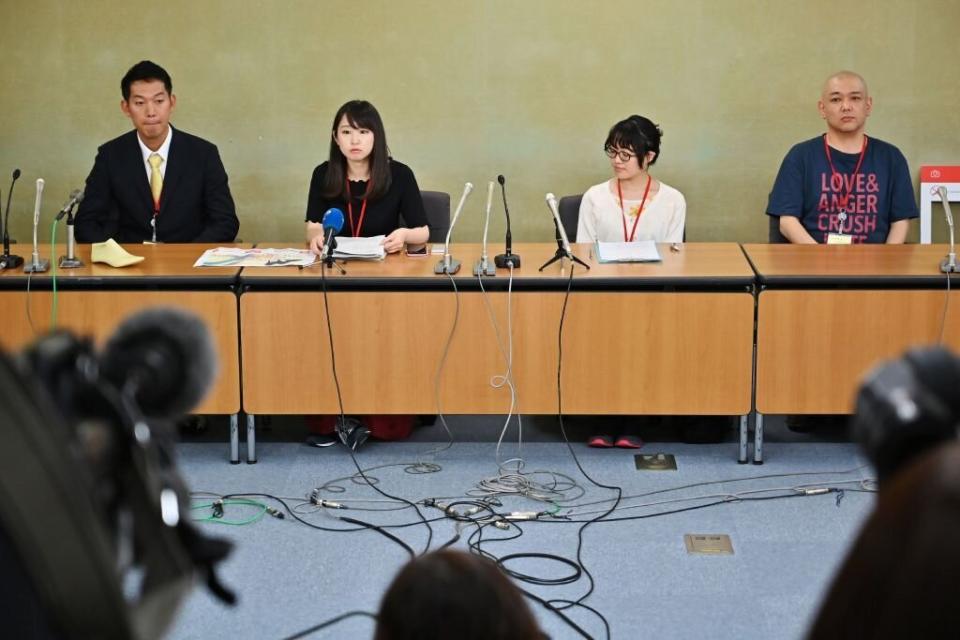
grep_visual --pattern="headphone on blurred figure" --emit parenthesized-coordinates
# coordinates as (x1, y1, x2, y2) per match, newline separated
(852, 346, 960, 482)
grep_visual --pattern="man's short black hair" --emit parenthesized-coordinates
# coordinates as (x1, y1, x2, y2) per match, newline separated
(121, 61, 172, 101)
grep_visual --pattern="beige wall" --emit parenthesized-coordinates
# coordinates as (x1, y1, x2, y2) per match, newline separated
(1, 0, 958, 245)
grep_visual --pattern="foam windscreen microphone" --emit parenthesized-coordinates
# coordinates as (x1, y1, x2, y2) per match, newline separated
(100, 307, 219, 419)
(320, 207, 345, 261)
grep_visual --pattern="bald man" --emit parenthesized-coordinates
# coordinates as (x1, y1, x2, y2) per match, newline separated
(766, 71, 917, 244)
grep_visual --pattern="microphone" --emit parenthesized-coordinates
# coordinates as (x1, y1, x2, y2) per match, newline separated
(100, 307, 219, 419)
(473, 181, 496, 276)
(54, 189, 84, 222)
(319, 207, 345, 265)
(494, 175, 521, 268)
(0, 168, 24, 270)
(23, 178, 49, 273)
(936, 186, 958, 273)
(58, 189, 86, 269)
(434, 182, 473, 274)
(546, 193, 573, 256)
(539, 193, 589, 272)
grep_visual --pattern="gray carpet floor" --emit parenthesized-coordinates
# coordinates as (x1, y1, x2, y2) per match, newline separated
(166, 416, 873, 640)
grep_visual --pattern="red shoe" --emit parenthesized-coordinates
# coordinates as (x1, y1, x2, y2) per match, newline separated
(615, 435, 643, 449)
(588, 435, 614, 448)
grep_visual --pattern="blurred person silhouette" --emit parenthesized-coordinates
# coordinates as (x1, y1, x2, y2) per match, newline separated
(374, 550, 543, 640)
(808, 346, 960, 639)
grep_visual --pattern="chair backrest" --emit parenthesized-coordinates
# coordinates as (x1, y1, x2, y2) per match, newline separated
(419, 191, 450, 243)
(768, 215, 788, 243)
(558, 195, 582, 243)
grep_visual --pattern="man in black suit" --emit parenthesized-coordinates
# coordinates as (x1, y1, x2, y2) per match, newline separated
(75, 61, 239, 243)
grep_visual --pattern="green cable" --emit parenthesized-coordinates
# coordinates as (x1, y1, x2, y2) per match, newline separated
(191, 498, 268, 526)
(49, 219, 58, 329)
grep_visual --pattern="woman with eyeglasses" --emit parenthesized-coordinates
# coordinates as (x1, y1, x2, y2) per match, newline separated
(578, 115, 686, 449)
(576, 115, 685, 244)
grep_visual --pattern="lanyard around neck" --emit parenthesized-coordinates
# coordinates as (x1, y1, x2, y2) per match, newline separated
(345, 177, 371, 238)
(618, 175, 652, 242)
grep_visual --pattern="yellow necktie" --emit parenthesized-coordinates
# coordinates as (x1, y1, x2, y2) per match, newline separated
(148, 153, 163, 211)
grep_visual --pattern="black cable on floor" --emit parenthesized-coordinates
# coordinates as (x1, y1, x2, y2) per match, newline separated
(278, 609, 377, 640)
(318, 259, 435, 555)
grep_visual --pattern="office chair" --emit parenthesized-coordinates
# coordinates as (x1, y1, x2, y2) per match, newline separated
(419, 191, 450, 243)
(558, 194, 582, 242)
(768, 215, 788, 243)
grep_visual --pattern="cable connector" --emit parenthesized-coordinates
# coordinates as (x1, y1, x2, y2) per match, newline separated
(212, 499, 224, 519)
(310, 492, 345, 509)
(800, 487, 830, 496)
(493, 521, 511, 530)
(266, 507, 285, 519)
(505, 511, 540, 521)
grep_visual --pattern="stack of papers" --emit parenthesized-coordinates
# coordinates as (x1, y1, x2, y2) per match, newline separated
(594, 240, 662, 263)
(332, 235, 386, 261)
(193, 247, 317, 267)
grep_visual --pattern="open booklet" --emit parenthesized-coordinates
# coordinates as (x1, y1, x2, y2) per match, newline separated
(193, 247, 317, 267)
(594, 240, 662, 263)
(331, 235, 386, 261)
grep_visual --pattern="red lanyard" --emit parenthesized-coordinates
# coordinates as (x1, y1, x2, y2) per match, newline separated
(345, 177, 371, 237)
(617, 175, 652, 242)
(823, 134, 868, 214)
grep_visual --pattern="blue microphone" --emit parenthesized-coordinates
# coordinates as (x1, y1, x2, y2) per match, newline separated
(321, 208, 345, 263)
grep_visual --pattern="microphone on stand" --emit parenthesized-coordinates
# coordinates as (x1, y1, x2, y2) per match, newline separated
(539, 193, 589, 271)
(434, 182, 473, 275)
(494, 175, 521, 268)
(54, 189, 84, 222)
(320, 207, 345, 268)
(936, 186, 958, 273)
(0, 168, 24, 270)
(57, 189, 85, 269)
(473, 181, 496, 276)
(23, 178, 49, 273)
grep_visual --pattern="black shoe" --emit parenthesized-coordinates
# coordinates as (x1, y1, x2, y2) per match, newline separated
(305, 434, 338, 448)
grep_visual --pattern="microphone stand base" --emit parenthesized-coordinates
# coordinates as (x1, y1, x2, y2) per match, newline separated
(434, 258, 461, 275)
(23, 259, 50, 273)
(473, 261, 496, 276)
(0, 254, 24, 270)
(58, 256, 84, 269)
(940, 258, 959, 274)
(539, 248, 590, 272)
(494, 253, 521, 269)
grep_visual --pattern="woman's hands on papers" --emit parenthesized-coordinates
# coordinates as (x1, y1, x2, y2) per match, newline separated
(306, 221, 325, 256)
(382, 228, 407, 254)
(308, 234, 325, 256)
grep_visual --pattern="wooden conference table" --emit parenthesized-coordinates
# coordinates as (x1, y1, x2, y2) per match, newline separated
(0, 243, 246, 461)
(743, 243, 960, 463)
(239, 242, 756, 462)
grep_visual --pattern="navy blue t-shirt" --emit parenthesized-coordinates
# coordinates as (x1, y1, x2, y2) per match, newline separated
(766, 135, 918, 243)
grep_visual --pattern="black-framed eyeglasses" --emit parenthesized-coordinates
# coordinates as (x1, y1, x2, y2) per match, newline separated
(604, 147, 637, 163)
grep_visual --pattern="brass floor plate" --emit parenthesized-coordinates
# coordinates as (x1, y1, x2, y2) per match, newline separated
(684, 534, 734, 555)
(634, 453, 677, 471)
